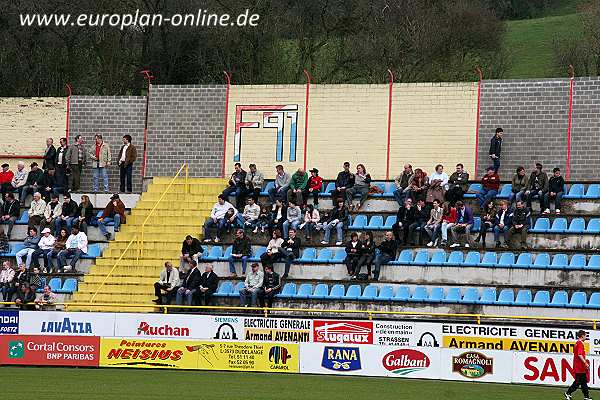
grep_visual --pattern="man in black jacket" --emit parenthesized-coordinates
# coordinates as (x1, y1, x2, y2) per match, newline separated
(42, 138, 57, 171)
(222, 162, 247, 209)
(281, 228, 301, 279)
(331, 162, 355, 203)
(507, 201, 530, 249)
(180, 235, 203, 271)
(543, 167, 565, 214)
(392, 198, 414, 245)
(407, 199, 429, 246)
(446, 163, 470, 205)
(228, 229, 251, 277)
(489, 128, 503, 173)
(54, 193, 78, 235)
(176, 260, 202, 307)
(1, 193, 20, 239)
(41, 168, 59, 202)
(525, 163, 548, 211)
(197, 264, 218, 307)
(259, 265, 281, 308)
(345, 232, 363, 278)
(20, 162, 44, 205)
(373, 232, 398, 281)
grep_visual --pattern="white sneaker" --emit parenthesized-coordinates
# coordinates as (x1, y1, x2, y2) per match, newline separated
(465, 244, 470, 248)
(252, 227, 258, 233)
(450, 243, 460, 248)
(426, 242, 433, 247)
(335, 241, 343, 246)
(320, 240, 328, 245)
(556, 209, 561, 214)
(543, 208, 550, 214)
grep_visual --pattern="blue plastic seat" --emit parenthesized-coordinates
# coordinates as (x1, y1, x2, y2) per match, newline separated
(428, 250, 447, 266)
(496, 289, 515, 305)
(367, 215, 384, 230)
(427, 287, 444, 303)
(549, 254, 569, 270)
(249, 247, 266, 262)
(359, 285, 378, 301)
(309, 284, 329, 300)
(409, 286, 428, 302)
(48, 277, 62, 292)
(205, 246, 223, 261)
(328, 284, 345, 300)
(56, 278, 77, 294)
(514, 253, 533, 269)
(514, 290, 532, 306)
(587, 255, 600, 271)
(462, 288, 480, 304)
(584, 184, 600, 199)
(442, 287, 462, 304)
(377, 286, 394, 301)
(586, 293, 600, 309)
(532, 253, 550, 269)
(230, 282, 245, 297)
(369, 183, 387, 198)
(277, 283, 297, 299)
(587, 219, 600, 234)
(315, 248, 333, 263)
(569, 292, 587, 308)
(563, 183, 585, 199)
(567, 218, 585, 233)
(15, 211, 29, 225)
(296, 248, 316, 263)
(215, 281, 233, 297)
(480, 252, 498, 267)
(383, 216, 397, 229)
(391, 249, 413, 265)
(530, 290, 550, 307)
(7, 243, 24, 257)
(497, 252, 515, 267)
(349, 215, 367, 230)
(549, 291, 568, 307)
(567, 254, 586, 270)
(549, 218, 567, 234)
(392, 286, 410, 301)
(382, 183, 396, 198)
(260, 181, 275, 196)
(410, 250, 429, 266)
(461, 251, 481, 267)
(530, 218, 550, 233)
(478, 288, 496, 305)
(471, 217, 481, 233)
(219, 246, 233, 261)
(496, 184, 513, 199)
(295, 283, 313, 299)
(321, 182, 336, 197)
(443, 251, 464, 266)
(463, 183, 482, 198)
(330, 249, 347, 263)
(84, 244, 101, 258)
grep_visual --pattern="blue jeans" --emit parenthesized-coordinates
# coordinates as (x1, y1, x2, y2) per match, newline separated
(176, 287, 197, 306)
(476, 188, 498, 208)
(237, 214, 258, 230)
(282, 219, 300, 238)
(303, 222, 317, 238)
(98, 214, 121, 236)
(93, 167, 109, 192)
(203, 218, 226, 240)
(268, 186, 289, 204)
(441, 222, 455, 242)
(509, 190, 525, 204)
(493, 225, 509, 243)
(16, 248, 35, 269)
(229, 255, 249, 274)
(240, 288, 260, 306)
(222, 186, 244, 208)
(57, 248, 84, 269)
(323, 221, 343, 243)
(55, 216, 75, 236)
(393, 188, 407, 206)
(373, 253, 394, 280)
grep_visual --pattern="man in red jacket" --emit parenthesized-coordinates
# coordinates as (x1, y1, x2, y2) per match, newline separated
(476, 166, 500, 209)
(565, 329, 591, 400)
(304, 168, 323, 207)
(0, 164, 14, 197)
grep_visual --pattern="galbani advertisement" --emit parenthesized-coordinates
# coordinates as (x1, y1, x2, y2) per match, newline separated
(513, 352, 600, 389)
(0, 334, 100, 367)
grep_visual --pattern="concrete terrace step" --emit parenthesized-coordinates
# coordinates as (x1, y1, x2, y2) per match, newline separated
(134, 200, 215, 210)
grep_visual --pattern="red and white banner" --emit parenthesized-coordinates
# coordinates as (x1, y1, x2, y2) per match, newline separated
(0, 334, 100, 367)
(513, 352, 600, 388)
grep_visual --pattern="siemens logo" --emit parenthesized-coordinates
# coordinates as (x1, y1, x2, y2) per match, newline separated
(40, 318, 93, 334)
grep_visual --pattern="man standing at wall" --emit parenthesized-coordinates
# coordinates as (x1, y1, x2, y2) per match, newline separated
(42, 138, 56, 171)
(564, 330, 591, 400)
(55, 138, 69, 191)
(65, 135, 87, 192)
(489, 127, 503, 173)
(118, 134, 137, 193)
(90, 134, 111, 193)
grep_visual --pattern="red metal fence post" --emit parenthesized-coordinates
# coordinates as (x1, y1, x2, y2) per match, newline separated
(474, 66, 483, 178)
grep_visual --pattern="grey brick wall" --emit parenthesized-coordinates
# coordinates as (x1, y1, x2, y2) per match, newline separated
(146, 85, 226, 177)
(478, 79, 571, 181)
(571, 77, 600, 180)
(69, 96, 146, 193)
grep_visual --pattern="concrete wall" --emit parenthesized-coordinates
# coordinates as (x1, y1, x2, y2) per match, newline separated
(570, 77, 600, 179)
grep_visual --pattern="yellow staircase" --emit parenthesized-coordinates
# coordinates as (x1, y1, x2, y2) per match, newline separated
(69, 176, 227, 312)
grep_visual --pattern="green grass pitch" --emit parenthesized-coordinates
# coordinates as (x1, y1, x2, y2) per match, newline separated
(0, 366, 591, 399)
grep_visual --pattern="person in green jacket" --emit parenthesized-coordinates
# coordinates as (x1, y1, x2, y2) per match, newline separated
(287, 168, 308, 206)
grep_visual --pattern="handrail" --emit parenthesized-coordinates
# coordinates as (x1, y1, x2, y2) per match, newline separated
(22, 302, 593, 328)
(89, 236, 137, 306)
(138, 163, 189, 259)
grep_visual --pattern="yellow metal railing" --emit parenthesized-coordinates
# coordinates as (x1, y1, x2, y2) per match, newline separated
(138, 163, 189, 260)
(89, 236, 137, 305)
(7, 302, 594, 328)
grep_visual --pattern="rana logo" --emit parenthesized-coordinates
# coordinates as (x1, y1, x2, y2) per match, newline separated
(383, 349, 430, 375)
(321, 346, 361, 371)
(8, 340, 24, 359)
(452, 352, 493, 379)
(269, 346, 291, 365)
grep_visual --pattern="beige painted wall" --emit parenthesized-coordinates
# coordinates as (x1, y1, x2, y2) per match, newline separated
(224, 83, 478, 181)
